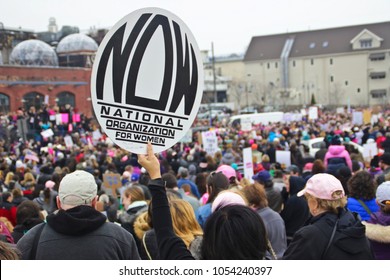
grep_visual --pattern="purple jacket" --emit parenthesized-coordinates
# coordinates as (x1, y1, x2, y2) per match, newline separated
(324, 145, 352, 170)
(363, 212, 390, 260)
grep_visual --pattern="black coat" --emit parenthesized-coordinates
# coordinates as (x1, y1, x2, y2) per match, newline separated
(283, 208, 374, 259)
(280, 176, 310, 241)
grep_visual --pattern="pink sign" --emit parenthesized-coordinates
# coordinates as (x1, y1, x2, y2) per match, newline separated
(61, 113, 69, 124)
(72, 114, 81, 123)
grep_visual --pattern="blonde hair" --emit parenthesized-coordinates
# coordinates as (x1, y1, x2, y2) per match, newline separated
(20, 172, 36, 185)
(169, 200, 203, 248)
(123, 185, 145, 202)
(0, 241, 19, 260)
(305, 191, 347, 214)
(262, 154, 270, 163)
(4, 172, 14, 185)
(0, 217, 14, 233)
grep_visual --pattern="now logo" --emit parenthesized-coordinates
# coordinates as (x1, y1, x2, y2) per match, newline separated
(91, 8, 203, 154)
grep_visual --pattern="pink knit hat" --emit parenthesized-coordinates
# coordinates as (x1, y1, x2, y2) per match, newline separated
(45, 180, 55, 189)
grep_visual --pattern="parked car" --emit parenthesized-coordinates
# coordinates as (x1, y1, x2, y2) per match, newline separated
(301, 137, 364, 157)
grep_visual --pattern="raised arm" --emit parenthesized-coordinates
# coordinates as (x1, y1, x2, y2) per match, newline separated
(138, 143, 194, 260)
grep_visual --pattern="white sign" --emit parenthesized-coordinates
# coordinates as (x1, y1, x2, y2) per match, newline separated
(92, 129, 102, 140)
(91, 8, 204, 154)
(41, 129, 54, 138)
(201, 130, 219, 156)
(276, 150, 291, 167)
(243, 147, 254, 183)
(352, 111, 363, 125)
(64, 135, 74, 148)
(363, 142, 378, 159)
(300, 109, 307, 116)
(308, 106, 318, 120)
(240, 117, 252, 131)
(336, 107, 345, 114)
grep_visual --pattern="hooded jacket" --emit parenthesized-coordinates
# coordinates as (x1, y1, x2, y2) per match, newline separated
(17, 205, 140, 260)
(324, 145, 353, 173)
(363, 212, 390, 260)
(283, 208, 374, 259)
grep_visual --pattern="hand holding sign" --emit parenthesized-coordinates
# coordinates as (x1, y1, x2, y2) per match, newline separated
(137, 142, 161, 180)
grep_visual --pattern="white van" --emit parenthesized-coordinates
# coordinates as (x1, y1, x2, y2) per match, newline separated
(229, 112, 284, 127)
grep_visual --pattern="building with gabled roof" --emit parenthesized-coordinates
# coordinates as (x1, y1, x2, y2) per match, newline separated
(242, 21, 390, 109)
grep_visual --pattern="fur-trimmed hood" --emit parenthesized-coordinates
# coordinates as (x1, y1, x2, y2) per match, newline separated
(363, 221, 390, 243)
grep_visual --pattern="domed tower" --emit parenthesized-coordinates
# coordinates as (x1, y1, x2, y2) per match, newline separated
(56, 33, 98, 67)
(9, 39, 58, 66)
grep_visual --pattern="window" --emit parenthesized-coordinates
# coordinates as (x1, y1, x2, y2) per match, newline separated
(330, 58, 333, 65)
(330, 76, 334, 82)
(370, 72, 386, 79)
(345, 81, 349, 86)
(0, 93, 10, 113)
(292, 60, 296, 67)
(322, 41, 329, 48)
(357, 88, 360, 93)
(23, 92, 44, 111)
(360, 39, 372, 48)
(275, 62, 278, 68)
(309, 42, 315, 48)
(57, 92, 75, 108)
(311, 59, 314, 65)
(371, 89, 387, 98)
(370, 53, 385, 61)
(267, 63, 270, 69)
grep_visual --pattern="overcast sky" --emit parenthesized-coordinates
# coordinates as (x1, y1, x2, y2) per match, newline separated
(2, 0, 390, 56)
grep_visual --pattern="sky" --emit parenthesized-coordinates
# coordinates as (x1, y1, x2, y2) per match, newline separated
(2, 0, 390, 56)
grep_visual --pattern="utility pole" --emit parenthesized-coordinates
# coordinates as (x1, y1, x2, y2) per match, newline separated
(211, 42, 217, 103)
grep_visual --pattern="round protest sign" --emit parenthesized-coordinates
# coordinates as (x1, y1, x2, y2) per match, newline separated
(91, 7, 203, 153)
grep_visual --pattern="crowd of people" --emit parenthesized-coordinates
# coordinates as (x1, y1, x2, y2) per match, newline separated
(0, 104, 390, 260)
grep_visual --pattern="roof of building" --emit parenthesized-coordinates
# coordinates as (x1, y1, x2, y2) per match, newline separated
(56, 33, 98, 54)
(9, 39, 58, 67)
(244, 21, 390, 62)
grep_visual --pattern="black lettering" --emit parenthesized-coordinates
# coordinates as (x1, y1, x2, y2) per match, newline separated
(169, 21, 198, 115)
(126, 14, 173, 109)
(101, 106, 110, 115)
(96, 14, 151, 102)
(165, 118, 174, 126)
(178, 119, 184, 127)
(154, 115, 162, 124)
(142, 113, 151, 121)
(113, 109, 122, 117)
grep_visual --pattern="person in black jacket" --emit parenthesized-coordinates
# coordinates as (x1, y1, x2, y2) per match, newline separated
(280, 175, 310, 244)
(17, 170, 140, 260)
(283, 173, 374, 259)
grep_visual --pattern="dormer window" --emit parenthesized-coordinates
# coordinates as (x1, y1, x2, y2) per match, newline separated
(360, 39, 372, 48)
